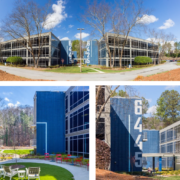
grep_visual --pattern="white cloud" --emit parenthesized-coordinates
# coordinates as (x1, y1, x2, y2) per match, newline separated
(74, 32, 90, 39)
(146, 98, 152, 103)
(165, 85, 179, 90)
(137, 15, 159, 25)
(8, 101, 20, 108)
(67, 31, 69, 33)
(69, 15, 73, 18)
(61, 37, 70, 40)
(147, 105, 157, 115)
(4, 97, 10, 102)
(2, 92, 13, 95)
(0, 37, 4, 42)
(69, 25, 74, 28)
(44, 0, 67, 30)
(159, 19, 175, 29)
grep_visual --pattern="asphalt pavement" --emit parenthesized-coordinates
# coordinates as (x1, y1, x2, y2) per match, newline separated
(0, 62, 179, 81)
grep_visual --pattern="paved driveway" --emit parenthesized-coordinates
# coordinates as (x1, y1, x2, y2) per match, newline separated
(0, 62, 179, 81)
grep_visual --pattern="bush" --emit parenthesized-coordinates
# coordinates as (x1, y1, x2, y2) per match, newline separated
(134, 56, 152, 64)
(161, 60, 166, 64)
(6, 56, 23, 65)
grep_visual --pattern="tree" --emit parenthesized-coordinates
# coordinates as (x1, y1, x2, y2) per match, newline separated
(111, 89, 129, 97)
(112, 0, 150, 68)
(156, 90, 180, 126)
(81, 0, 113, 67)
(72, 40, 86, 59)
(1, 0, 52, 68)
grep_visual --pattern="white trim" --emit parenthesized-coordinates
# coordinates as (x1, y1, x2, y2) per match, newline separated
(36, 122, 47, 153)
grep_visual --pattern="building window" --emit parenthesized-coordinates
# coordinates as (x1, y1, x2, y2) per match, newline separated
(143, 132, 147, 140)
(70, 105, 89, 133)
(65, 96, 68, 113)
(96, 118, 105, 140)
(161, 132, 166, 143)
(69, 134, 89, 158)
(66, 117, 68, 134)
(70, 86, 89, 111)
(167, 128, 173, 142)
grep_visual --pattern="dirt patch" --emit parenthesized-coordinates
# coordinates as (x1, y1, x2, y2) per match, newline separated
(96, 169, 154, 180)
(134, 68, 180, 81)
(0, 70, 52, 81)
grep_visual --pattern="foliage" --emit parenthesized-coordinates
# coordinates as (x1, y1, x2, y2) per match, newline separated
(6, 56, 23, 64)
(134, 56, 152, 64)
(110, 90, 129, 98)
(3, 149, 33, 155)
(156, 90, 180, 126)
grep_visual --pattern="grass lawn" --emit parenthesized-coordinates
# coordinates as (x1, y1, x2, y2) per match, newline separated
(45, 66, 97, 73)
(177, 63, 180, 66)
(3, 149, 33, 155)
(2, 163, 73, 180)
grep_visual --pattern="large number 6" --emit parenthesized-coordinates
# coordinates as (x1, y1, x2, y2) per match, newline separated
(135, 100, 142, 115)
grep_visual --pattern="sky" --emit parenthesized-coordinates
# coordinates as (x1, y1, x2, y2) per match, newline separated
(114, 85, 180, 117)
(0, 0, 180, 42)
(0, 86, 70, 107)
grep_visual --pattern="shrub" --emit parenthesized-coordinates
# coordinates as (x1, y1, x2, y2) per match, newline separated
(161, 60, 166, 64)
(6, 56, 23, 65)
(134, 56, 152, 64)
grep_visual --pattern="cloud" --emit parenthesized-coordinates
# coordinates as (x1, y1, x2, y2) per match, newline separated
(2, 92, 13, 95)
(44, 0, 67, 30)
(69, 25, 74, 28)
(8, 101, 20, 108)
(147, 106, 157, 115)
(69, 15, 73, 18)
(159, 19, 175, 29)
(137, 15, 158, 25)
(4, 98, 10, 102)
(61, 37, 70, 40)
(67, 31, 70, 33)
(0, 37, 4, 42)
(74, 32, 90, 39)
(146, 98, 152, 103)
(165, 85, 179, 90)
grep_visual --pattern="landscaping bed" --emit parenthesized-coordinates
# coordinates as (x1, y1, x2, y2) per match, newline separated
(134, 68, 180, 81)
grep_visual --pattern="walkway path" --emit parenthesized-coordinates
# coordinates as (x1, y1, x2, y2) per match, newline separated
(0, 159, 89, 180)
(0, 62, 178, 81)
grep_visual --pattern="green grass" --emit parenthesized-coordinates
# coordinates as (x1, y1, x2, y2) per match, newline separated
(45, 66, 97, 73)
(153, 177, 180, 179)
(1, 163, 73, 180)
(177, 63, 180, 66)
(3, 149, 33, 155)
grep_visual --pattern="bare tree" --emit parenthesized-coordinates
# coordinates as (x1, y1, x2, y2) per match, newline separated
(81, 0, 113, 67)
(112, 0, 150, 68)
(1, 0, 53, 68)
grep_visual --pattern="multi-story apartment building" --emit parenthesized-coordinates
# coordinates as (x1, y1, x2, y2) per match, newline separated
(32, 86, 89, 158)
(0, 32, 75, 67)
(99, 33, 159, 67)
(65, 86, 89, 158)
(159, 121, 180, 169)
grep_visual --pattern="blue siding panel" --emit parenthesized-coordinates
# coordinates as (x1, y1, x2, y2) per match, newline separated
(85, 41, 98, 65)
(36, 92, 65, 155)
(60, 40, 72, 65)
(110, 98, 142, 172)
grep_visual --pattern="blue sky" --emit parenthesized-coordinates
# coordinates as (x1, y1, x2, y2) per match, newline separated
(0, 0, 179, 41)
(114, 85, 180, 117)
(0, 86, 70, 107)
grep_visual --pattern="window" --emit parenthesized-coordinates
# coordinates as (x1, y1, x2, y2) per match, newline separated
(143, 132, 147, 140)
(161, 132, 166, 143)
(70, 105, 89, 133)
(96, 118, 105, 140)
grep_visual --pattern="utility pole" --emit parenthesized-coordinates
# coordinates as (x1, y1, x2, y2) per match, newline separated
(77, 28, 84, 73)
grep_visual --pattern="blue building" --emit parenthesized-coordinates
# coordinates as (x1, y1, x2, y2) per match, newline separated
(110, 97, 143, 172)
(84, 40, 99, 65)
(33, 86, 89, 157)
(60, 40, 73, 65)
(142, 130, 159, 169)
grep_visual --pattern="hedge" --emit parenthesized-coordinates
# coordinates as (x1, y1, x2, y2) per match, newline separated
(134, 56, 152, 64)
(6, 56, 23, 64)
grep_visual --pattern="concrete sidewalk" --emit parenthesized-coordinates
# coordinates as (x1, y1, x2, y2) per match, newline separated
(0, 62, 179, 81)
(1, 159, 89, 180)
